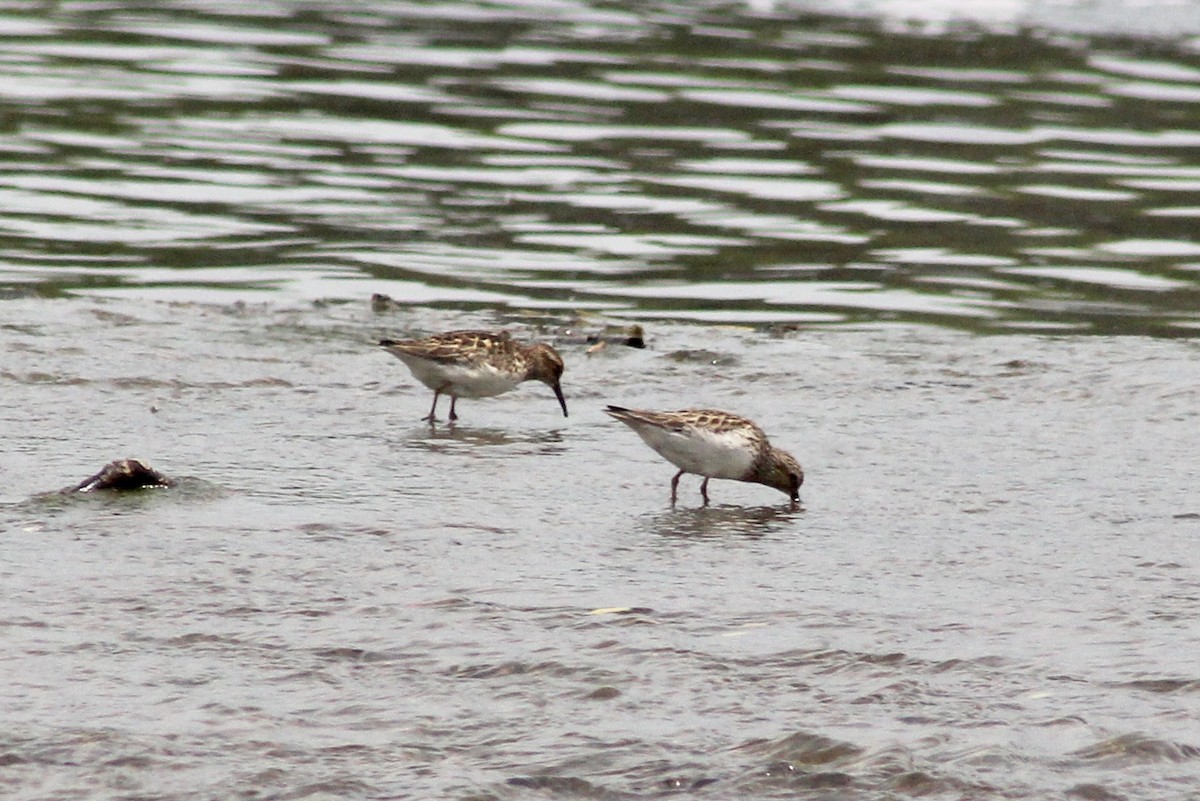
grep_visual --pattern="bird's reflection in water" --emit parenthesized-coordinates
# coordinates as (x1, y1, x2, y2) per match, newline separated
(640, 503, 804, 540)
(403, 423, 566, 455)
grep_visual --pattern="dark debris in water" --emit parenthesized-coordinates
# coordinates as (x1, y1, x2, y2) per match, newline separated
(68, 458, 174, 493)
(557, 322, 648, 352)
(585, 324, 645, 351)
(370, 293, 399, 313)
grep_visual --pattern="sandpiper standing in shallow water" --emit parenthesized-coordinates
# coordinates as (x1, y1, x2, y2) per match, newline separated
(380, 330, 568, 423)
(605, 406, 803, 507)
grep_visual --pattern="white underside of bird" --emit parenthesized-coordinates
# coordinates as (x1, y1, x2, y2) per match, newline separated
(394, 354, 525, 399)
(625, 422, 756, 480)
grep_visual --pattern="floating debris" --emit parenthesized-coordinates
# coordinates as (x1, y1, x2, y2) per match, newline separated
(593, 323, 644, 349)
(371, 293, 399, 313)
(69, 459, 174, 493)
(580, 323, 646, 354)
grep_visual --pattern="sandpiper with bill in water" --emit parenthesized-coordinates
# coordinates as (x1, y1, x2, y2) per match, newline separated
(605, 406, 803, 507)
(379, 330, 568, 423)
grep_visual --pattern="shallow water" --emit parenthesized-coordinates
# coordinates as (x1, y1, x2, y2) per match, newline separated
(4, 0, 1200, 799)
(4, 296, 1200, 800)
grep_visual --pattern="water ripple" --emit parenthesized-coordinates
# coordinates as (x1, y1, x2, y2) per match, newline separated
(2, 3, 1198, 332)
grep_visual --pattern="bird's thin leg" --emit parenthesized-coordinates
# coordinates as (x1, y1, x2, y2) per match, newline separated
(448, 395, 459, 422)
(670, 470, 684, 506)
(423, 383, 451, 422)
(700, 477, 711, 506)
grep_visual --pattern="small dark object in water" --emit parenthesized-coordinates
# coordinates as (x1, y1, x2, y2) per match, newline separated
(71, 459, 174, 492)
(371, 293, 398, 313)
(585, 324, 645, 350)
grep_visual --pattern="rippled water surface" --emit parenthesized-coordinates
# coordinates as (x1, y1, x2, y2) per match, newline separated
(3, 1, 1200, 800)
(3, 0, 1200, 333)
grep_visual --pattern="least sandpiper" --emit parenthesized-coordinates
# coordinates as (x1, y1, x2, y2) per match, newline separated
(605, 406, 803, 506)
(380, 330, 568, 422)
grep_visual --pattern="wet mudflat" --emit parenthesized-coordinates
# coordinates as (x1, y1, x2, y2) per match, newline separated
(3, 296, 1199, 800)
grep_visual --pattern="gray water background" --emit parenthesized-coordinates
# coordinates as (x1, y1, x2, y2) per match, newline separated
(3, 1, 1200, 799)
